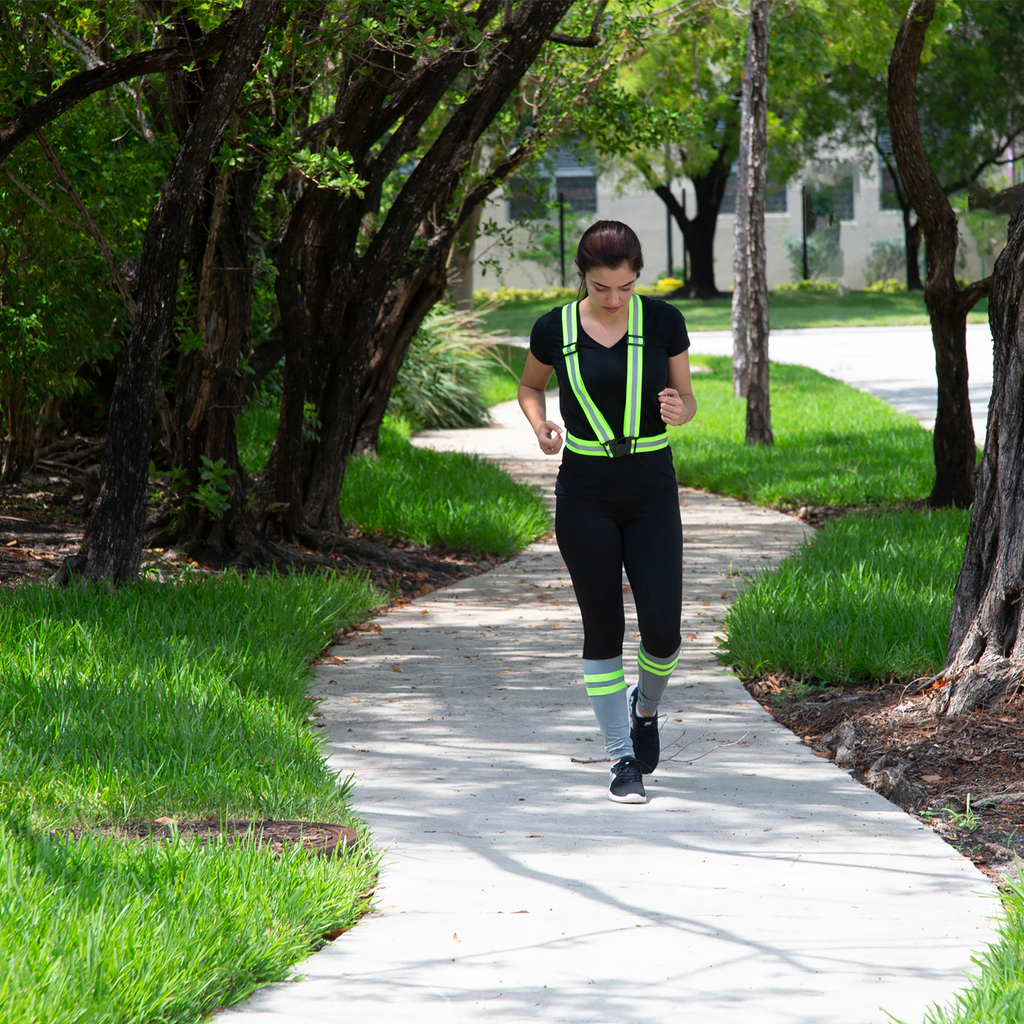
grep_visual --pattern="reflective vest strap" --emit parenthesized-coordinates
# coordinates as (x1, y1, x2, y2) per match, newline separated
(561, 301, 616, 445)
(565, 431, 668, 456)
(623, 294, 643, 439)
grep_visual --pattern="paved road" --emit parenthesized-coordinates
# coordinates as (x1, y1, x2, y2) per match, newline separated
(687, 324, 994, 443)
(222, 400, 996, 1024)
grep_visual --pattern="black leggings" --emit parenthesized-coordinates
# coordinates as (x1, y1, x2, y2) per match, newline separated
(555, 490, 682, 661)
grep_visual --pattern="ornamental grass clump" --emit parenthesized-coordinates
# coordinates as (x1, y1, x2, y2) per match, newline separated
(387, 303, 501, 431)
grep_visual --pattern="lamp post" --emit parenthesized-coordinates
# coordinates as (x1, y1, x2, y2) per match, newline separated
(558, 191, 566, 288)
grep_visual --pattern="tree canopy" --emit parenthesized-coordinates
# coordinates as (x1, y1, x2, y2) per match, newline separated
(0, 0, 652, 581)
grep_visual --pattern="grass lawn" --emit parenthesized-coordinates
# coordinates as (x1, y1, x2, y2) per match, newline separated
(673, 355, 937, 508)
(475, 289, 989, 337)
(0, 571, 382, 1024)
(479, 342, 557, 406)
(720, 508, 969, 685)
(341, 419, 550, 557)
(238, 401, 551, 557)
(913, 879, 1024, 1023)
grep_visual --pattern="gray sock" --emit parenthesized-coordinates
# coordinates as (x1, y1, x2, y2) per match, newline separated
(635, 643, 681, 716)
(583, 656, 632, 762)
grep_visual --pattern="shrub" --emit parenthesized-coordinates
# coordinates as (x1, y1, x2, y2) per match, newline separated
(864, 236, 908, 285)
(783, 223, 842, 281)
(775, 280, 840, 292)
(864, 278, 907, 293)
(387, 305, 496, 430)
(473, 286, 578, 304)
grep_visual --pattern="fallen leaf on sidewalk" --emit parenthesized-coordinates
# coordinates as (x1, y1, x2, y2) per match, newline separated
(686, 633, 697, 640)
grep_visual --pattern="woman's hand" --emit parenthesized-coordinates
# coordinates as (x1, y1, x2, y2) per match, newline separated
(660, 353, 697, 427)
(658, 388, 688, 426)
(536, 420, 564, 455)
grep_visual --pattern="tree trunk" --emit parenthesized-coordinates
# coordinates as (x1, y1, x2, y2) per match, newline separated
(80, 0, 280, 583)
(903, 206, 923, 291)
(888, 0, 975, 508)
(730, 109, 749, 400)
(172, 162, 262, 559)
(449, 143, 484, 311)
(268, 0, 572, 541)
(936, 202, 1024, 715)
(449, 201, 482, 312)
(654, 154, 731, 301)
(734, 0, 772, 443)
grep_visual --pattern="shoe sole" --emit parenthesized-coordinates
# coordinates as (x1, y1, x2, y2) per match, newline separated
(608, 790, 647, 804)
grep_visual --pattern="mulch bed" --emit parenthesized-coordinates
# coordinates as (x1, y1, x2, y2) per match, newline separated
(0, 468, 496, 599)
(745, 673, 1024, 884)
(53, 819, 358, 859)
(752, 501, 1024, 885)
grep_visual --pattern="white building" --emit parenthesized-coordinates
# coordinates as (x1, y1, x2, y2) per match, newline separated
(483, 150, 987, 292)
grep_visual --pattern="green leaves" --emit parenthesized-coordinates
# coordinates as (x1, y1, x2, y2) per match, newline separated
(193, 456, 236, 519)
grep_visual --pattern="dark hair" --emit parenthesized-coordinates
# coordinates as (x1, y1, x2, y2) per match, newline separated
(575, 220, 644, 284)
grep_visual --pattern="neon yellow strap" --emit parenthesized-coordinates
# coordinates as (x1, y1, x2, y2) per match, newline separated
(561, 295, 652, 458)
(561, 301, 616, 447)
(564, 432, 668, 456)
(624, 294, 643, 438)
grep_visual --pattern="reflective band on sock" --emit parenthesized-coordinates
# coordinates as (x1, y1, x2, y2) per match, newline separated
(638, 649, 679, 676)
(584, 669, 627, 696)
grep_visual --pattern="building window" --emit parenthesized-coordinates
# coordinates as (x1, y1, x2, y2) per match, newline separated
(879, 165, 902, 211)
(507, 146, 598, 220)
(805, 174, 855, 223)
(720, 170, 788, 214)
(507, 176, 549, 221)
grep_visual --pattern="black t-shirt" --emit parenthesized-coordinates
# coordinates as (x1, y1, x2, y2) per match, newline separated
(530, 295, 690, 498)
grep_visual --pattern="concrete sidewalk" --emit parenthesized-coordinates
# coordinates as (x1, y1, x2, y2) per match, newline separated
(223, 401, 996, 1024)
(687, 324, 994, 443)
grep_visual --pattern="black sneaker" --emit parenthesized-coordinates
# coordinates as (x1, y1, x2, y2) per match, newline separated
(608, 756, 646, 803)
(629, 685, 659, 774)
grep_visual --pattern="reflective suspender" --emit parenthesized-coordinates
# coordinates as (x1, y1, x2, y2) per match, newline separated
(560, 294, 669, 458)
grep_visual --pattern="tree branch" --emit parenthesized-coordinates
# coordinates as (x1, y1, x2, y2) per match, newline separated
(969, 182, 1024, 216)
(958, 277, 991, 316)
(4, 168, 83, 231)
(0, 16, 237, 164)
(549, 0, 609, 47)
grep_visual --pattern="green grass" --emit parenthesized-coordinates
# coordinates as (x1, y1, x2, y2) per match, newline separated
(474, 289, 989, 337)
(911, 875, 1024, 1023)
(672, 356, 936, 507)
(341, 420, 551, 557)
(238, 390, 551, 557)
(0, 571, 382, 1024)
(720, 508, 969, 685)
(479, 343, 557, 406)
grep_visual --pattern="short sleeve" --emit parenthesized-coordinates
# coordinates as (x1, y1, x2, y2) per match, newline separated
(664, 302, 690, 357)
(529, 308, 561, 366)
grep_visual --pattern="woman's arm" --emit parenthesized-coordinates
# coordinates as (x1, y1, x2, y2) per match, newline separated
(658, 352, 697, 427)
(517, 352, 564, 455)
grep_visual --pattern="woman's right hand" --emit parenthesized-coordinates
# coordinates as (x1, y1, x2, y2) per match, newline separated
(536, 420, 564, 456)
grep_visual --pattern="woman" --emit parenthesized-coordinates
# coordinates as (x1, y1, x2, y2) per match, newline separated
(517, 220, 696, 803)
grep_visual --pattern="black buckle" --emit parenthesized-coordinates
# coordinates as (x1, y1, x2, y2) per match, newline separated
(605, 437, 633, 458)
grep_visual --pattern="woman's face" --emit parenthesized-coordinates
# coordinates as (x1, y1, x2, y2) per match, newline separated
(584, 262, 638, 317)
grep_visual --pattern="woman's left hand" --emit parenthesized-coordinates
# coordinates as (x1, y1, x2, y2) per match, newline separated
(658, 388, 686, 426)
